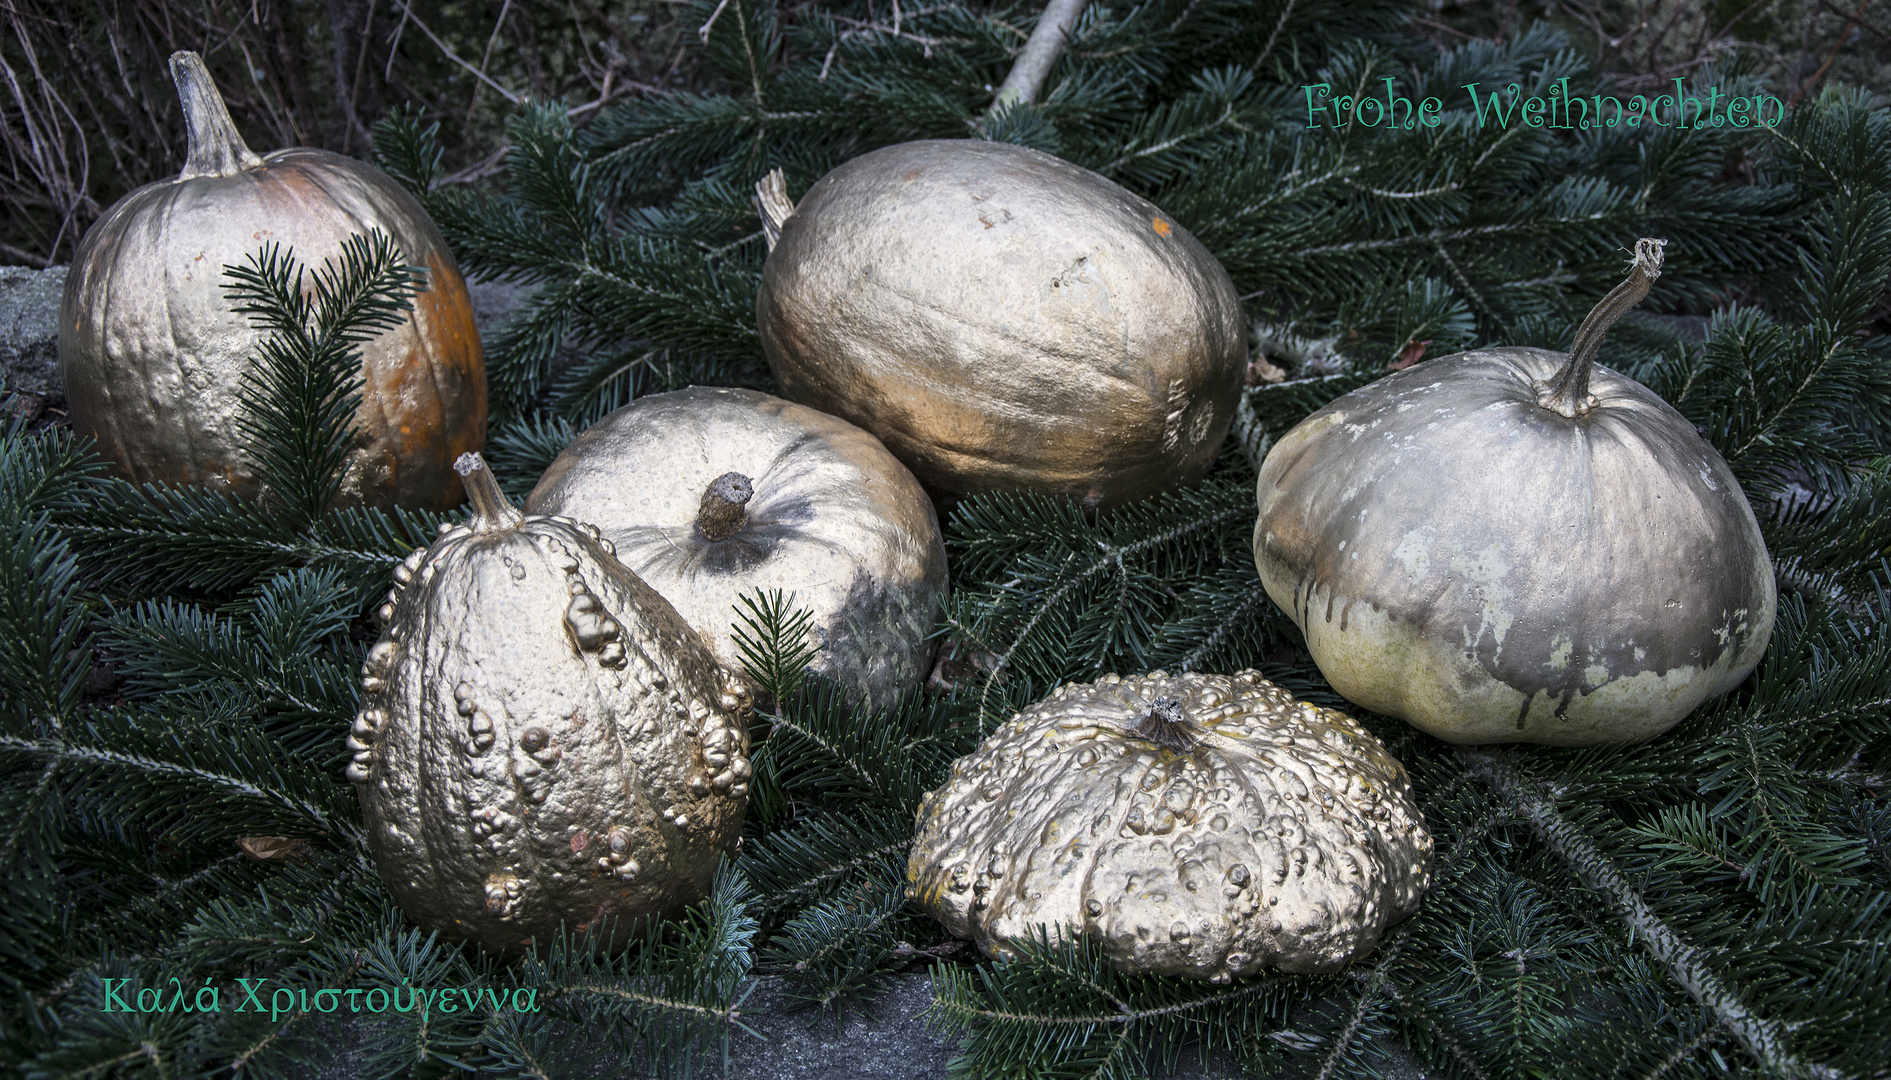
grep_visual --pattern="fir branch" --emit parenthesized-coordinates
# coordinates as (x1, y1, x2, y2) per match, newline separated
(54, 479, 445, 603)
(760, 877, 911, 1017)
(1462, 748, 1845, 1080)
(336, 916, 486, 1075)
(0, 516, 93, 732)
(929, 928, 1290, 1079)
(370, 105, 445, 194)
(732, 588, 821, 704)
(99, 568, 362, 761)
(754, 679, 974, 813)
(0, 418, 108, 734)
(521, 864, 759, 1078)
(0, 415, 107, 520)
(943, 470, 1256, 717)
(0, 719, 354, 842)
(222, 230, 427, 530)
(742, 809, 914, 915)
(483, 414, 579, 502)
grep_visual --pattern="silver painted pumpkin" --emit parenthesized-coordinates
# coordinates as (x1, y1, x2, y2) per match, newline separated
(349, 453, 751, 955)
(908, 670, 1432, 980)
(754, 141, 1247, 510)
(1253, 240, 1775, 745)
(525, 386, 948, 711)
(59, 51, 486, 510)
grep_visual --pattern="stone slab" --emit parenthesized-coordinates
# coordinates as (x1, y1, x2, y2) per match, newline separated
(0, 264, 66, 407)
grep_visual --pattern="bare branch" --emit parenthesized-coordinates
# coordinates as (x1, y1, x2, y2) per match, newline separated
(986, 0, 1088, 116)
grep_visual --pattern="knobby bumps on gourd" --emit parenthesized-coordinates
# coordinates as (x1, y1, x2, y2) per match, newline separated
(351, 453, 751, 956)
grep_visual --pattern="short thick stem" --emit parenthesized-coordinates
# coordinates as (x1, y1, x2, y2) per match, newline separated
(1132, 697, 1196, 753)
(170, 51, 264, 181)
(454, 452, 524, 533)
(697, 472, 754, 543)
(1537, 238, 1665, 418)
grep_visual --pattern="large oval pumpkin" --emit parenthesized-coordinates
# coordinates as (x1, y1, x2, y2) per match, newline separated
(1252, 241, 1775, 745)
(58, 52, 485, 510)
(755, 140, 1246, 510)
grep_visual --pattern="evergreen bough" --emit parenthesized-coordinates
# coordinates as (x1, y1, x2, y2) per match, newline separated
(4, 1, 1889, 1076)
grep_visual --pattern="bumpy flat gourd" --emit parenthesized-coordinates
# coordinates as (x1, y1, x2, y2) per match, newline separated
(909, 671, 1431, 980)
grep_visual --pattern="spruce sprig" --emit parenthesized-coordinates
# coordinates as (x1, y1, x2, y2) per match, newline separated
(929, 928, 1294, 1080)
(742, 808, 915, 918)
(517, 865, 760, 1079)
(732, 588, 822, 704)
(761, 876, 916, 1021)
(42, 232, 455, 605)
(221, 230, 427, 530)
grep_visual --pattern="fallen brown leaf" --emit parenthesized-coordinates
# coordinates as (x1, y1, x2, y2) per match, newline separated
(238, 836, 311, 861)
(1245, 355, 1287, 385)
(1390, 339, 1431, 371)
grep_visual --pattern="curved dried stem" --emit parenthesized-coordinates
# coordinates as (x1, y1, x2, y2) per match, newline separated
(1537, 238, 1665, 418)
(455, 452, 524, 532)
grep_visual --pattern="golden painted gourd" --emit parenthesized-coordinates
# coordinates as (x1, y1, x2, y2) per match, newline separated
(1253, 240, 1775, 746)
(908, 671, 1431, 980)
(525, 386, 947, 711)
(754, 140, 1246, 510)
(348, 453, 751, 955)
(59, 51, 485, 510)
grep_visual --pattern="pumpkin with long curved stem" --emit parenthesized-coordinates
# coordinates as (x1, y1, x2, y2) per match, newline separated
(1252, 240, 1775, 745)
(59, 51, 485, 510)
(350, 453, 750, 955)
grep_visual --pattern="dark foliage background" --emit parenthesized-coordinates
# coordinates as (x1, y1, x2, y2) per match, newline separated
(7, 0, 1891, 267)
(3, 0, 1891, 1078)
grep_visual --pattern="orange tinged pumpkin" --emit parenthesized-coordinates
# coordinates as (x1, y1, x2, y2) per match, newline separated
(58, 52, 486, 510)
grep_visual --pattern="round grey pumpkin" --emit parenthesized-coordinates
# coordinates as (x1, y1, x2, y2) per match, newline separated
(525, 386, 948, 711)
(754, 140, 1246, 510)
(349, 453, 751, 955)
(1252, 240, 1775, 745)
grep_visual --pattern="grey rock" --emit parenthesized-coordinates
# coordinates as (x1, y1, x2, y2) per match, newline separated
(0, 264, 66, 406)
(720, 975, 957, 1079)
(296, 972, 1301, 1079)
(465, 273, 534, 341)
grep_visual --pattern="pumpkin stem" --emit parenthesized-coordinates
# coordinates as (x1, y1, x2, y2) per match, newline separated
(455, 452, 524, 533)
(755, 171, 794, 253)
(1132, 697, 1196, 753)
(697, 472, 754, 542)
(170, 52, 265, 181)
(1537, 238, 1665, 418)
